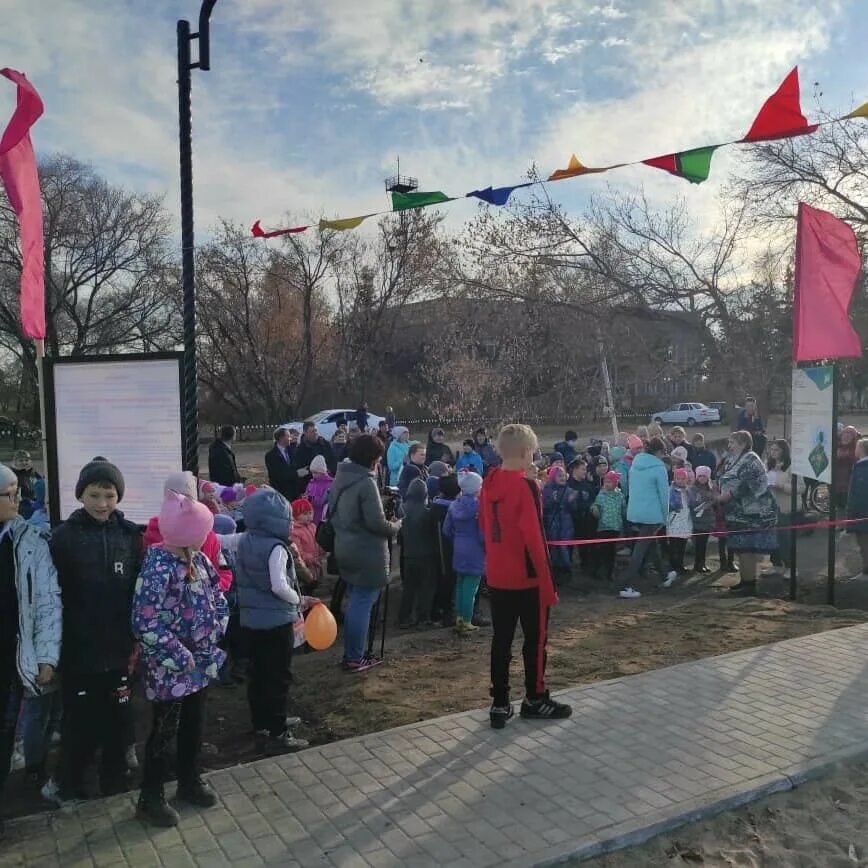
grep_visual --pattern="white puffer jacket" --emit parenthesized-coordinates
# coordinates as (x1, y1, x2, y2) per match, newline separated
(10, 517, 62, 695)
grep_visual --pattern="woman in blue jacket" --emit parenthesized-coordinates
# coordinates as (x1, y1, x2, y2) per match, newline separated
(618, 437, 670, 600)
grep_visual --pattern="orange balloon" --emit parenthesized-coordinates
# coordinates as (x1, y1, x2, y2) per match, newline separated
(305, 603, 337, 650)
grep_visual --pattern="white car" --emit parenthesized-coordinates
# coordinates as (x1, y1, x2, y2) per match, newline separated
(281, 408, 386, 443)
(651, 402, 720, 426)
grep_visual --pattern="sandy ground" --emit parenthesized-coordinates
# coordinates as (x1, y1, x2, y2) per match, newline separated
(584, 760, 868, 867)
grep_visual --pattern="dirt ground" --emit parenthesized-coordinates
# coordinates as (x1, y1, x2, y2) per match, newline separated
(584, 759, 868, 867)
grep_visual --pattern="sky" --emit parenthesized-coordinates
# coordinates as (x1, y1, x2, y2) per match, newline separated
(1, 0, 867, 239)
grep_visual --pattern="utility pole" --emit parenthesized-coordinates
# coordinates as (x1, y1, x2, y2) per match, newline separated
(177, 0, 217, 475)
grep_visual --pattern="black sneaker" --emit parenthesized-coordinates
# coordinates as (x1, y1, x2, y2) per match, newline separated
(136, 794, 180, 827)
(729, 581, 757, 597)
(176, 779, 218, 808)
(489, 703, 514, 729)
(471, 613, 491, 628)
(520, 693, 573, 720)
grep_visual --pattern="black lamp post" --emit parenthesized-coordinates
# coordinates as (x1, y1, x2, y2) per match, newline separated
(177, 0, 216, 476)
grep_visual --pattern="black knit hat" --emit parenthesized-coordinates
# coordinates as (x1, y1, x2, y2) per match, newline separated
(75, 459, 125, 501)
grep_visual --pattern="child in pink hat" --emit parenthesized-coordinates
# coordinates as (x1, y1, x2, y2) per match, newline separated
(664, 467, 697, 588)
(131, 491, 228, 828)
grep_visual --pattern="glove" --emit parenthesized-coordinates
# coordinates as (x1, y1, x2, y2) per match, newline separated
(300, 596, 320, 612)
(297, 467, 310, 478)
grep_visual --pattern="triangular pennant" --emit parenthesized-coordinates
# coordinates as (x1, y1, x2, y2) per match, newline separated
(845, 101, 868, 120)
(466, 183, 532, 206)
(391, 190, 452, 211)
(742, 67, 818, 142)
(318, 214, 372, 231)
(251, 220, 309, 238)
(643, 146, 717, 184)
(548, 154, 610, 181)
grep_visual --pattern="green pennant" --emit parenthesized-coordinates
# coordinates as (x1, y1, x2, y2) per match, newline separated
(675, 146, 717, 184)
(391, 190, 453, 211)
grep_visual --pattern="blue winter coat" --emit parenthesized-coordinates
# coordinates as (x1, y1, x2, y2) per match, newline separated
(626, 452, 670, 526)
(455, 451, 484, 476)
(476, 441, 501, 475)
(847, 457, 868, 533)
(554, 441, 578, 466)
(442, 494, 485, 575)
(387, 440, 411, 487)
(543, 482, 577, 569)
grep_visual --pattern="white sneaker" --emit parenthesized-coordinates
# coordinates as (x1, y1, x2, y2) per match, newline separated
(619, 587, 642, 599)
(761, 565, 786, 577)
(40, 778, 81, 809)
(846, 572, 868, 582)
(663, 571, 678, 588)
(125, 745, 139, 770)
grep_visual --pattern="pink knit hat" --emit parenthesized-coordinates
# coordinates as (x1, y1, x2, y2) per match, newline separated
(604, 470, 621, 485)
(674, 468, 689, 483)
(547, 465, 564, 482)
(627, 434, 643, 451)
(695, 465, 712, 479)
(158, 491, 214, 549)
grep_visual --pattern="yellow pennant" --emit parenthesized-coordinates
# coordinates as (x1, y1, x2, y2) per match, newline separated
(845, 101, 868, 120)
(318, 214, 372, 231)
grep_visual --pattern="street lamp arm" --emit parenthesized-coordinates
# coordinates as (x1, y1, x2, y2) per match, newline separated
(196, 0, 218, 71)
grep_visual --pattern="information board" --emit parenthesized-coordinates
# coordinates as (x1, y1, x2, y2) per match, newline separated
(790, 365, 834, 483)
(46, 355, 184, 525)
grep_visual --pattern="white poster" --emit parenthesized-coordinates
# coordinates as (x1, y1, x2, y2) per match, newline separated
(52, 357, 183, 524)
(791, 365, 834, 483)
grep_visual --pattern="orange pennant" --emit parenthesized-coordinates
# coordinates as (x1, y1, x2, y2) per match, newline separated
(547, 154, 611, 181)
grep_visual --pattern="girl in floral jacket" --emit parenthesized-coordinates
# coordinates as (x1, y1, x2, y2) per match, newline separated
(132, 491, 228, 828)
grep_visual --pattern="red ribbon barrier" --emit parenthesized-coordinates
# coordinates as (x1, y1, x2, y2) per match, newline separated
(546, 515, 863, 547)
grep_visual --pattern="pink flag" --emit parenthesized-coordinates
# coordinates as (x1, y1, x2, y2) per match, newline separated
(793, 202, 862, 362)
(0, 69, 45, 340)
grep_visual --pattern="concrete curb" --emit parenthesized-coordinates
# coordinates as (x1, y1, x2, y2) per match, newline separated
(514, 743, 868, 866)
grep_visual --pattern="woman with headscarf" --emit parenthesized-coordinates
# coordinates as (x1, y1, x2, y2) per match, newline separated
(715, 430, 778, 596)
(426, 428, 455, 467)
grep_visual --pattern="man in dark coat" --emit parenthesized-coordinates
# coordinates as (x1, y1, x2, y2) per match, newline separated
(735, 397, 767, 458)
(354, 403, 369, 432)
(293, 422, 337, 492)
(265, 427, 308, 501)
(208, 425, 242, 485)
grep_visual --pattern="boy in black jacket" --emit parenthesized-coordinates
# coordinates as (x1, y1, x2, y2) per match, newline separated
(46, 459, 143, 803)
(398, 479, 440, 628)
(568, 458, 598, 574)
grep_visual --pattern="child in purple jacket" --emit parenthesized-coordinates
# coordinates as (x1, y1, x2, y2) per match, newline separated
(443, 472, 485, 634)
(305, 455, 334, 525)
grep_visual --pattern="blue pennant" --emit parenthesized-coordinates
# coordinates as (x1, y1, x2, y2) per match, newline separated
(466, 183, 531, 206)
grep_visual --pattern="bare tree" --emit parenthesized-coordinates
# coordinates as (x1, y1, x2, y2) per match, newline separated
(0, 155, 178, 415)
(196, 222, 337, 422)
(333, 211, 445, 400)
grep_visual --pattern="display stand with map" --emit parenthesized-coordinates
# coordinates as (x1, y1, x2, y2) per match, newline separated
(43, 354, 185, 526)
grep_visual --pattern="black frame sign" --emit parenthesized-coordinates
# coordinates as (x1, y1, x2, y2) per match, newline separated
(44, 353, 185, 526)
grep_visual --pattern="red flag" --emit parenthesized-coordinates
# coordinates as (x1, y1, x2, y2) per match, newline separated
(742, 67, 818, 143)
(793, 202, 862, 362)
(251, 219, 308, 238)
(0, 69, 45, 340)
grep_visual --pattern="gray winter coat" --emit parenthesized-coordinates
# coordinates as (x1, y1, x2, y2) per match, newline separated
(328, 461, 399, 588)
(10, 517, 62, 696)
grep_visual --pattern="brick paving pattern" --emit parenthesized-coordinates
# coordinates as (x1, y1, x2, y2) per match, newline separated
(4, 623, 868, 866)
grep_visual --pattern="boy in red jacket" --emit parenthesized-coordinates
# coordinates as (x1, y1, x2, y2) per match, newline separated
(480, 424, 572, 729)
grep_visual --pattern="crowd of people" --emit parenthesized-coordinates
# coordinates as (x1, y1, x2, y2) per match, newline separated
(4, 399, 868, 837)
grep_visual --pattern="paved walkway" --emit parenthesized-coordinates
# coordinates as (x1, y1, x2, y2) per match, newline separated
(5, 624, 868, 867)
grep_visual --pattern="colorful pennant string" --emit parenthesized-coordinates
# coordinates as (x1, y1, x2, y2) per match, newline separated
(252, 67, 866, 238)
